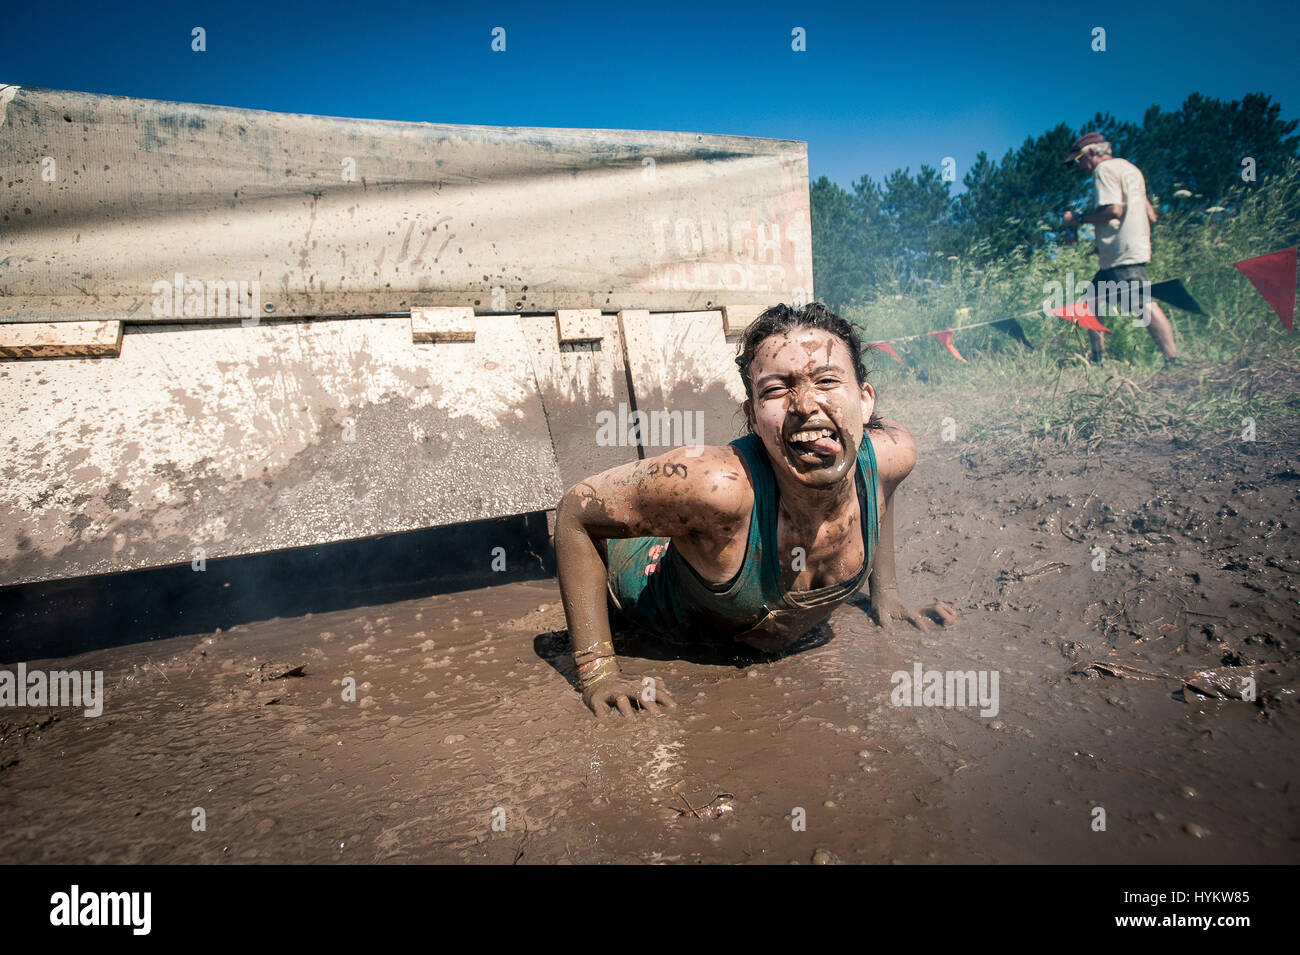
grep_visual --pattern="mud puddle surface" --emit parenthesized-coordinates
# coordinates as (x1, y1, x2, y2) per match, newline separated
(2, 413, 1297, 863)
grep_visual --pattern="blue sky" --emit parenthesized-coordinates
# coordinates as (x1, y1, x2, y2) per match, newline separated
(3, 0, 1297, 190)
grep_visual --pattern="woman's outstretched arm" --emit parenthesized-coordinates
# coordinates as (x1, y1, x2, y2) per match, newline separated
(866, 419, 957, 630)
(554, 445, 747, 717)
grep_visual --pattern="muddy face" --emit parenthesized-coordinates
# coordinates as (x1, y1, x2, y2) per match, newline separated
(744, 329, 874, 491)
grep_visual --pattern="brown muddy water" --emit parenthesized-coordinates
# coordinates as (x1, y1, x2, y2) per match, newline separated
(2, 414, 1297, 864)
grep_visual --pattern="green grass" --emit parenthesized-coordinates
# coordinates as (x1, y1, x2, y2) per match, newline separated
(843, 159, 1300, 450)
(876, 353, 1300, 472)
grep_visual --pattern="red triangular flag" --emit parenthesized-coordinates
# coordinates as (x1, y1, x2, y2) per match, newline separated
(929, 329, 968, 363)
(1235, 247, 1297, 332)
(870, 341, 903, 364)
(1050, 301, 1111, 333)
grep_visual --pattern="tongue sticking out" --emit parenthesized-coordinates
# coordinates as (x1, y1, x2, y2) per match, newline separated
(790, 430, 842, 457)
(809, 435, 841, 455)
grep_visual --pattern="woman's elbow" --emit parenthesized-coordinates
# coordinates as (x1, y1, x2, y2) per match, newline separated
(556, 482, 602, 538)
(555, 488, 582, 537)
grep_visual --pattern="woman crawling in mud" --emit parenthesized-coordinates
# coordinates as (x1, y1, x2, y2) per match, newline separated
(554, 302, 954, 717)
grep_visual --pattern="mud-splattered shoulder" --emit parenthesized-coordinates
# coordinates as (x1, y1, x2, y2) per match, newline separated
(866, 418, 917, 492)
(726, 433, 775, 501)
(635, 443, 753, 530)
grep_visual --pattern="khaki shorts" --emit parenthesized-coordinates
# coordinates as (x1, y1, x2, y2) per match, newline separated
(1090, 264, 1151, 313)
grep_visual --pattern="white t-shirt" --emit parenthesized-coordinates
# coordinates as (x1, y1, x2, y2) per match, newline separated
(1092, 157, 1151, 269)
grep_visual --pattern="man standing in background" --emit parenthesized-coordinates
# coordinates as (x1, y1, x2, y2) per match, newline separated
(1062, 131, 1179, 364)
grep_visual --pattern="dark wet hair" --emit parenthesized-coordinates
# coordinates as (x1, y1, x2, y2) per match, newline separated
(735, 301, 884, 431)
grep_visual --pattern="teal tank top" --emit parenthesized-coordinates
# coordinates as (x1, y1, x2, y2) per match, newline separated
(605, 429, 880, 649)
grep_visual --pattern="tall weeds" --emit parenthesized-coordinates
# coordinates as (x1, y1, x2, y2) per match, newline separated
(841, 160, 1300, 446)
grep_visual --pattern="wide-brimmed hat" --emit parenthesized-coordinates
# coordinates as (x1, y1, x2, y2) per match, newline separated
(1064, 131, 1105, 165)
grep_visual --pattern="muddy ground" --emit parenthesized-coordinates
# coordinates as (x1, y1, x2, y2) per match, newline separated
(2, 366, 1298, 864)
